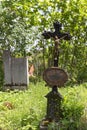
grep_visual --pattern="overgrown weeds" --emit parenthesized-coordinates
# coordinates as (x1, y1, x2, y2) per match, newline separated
(0, 82, 87, 130)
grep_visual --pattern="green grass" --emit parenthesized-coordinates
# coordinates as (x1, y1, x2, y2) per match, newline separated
(0, 82, 87, 130)
(0, 82, 48, 130)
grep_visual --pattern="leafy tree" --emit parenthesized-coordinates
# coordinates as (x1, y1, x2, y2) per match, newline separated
(0, 0, 87, 84)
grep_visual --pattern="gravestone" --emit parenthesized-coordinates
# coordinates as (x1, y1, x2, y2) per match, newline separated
(3, 50, 29, 90)
(40, 21, 71, 129)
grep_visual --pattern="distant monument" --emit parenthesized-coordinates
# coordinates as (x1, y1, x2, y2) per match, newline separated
(3, 50, 29, 90)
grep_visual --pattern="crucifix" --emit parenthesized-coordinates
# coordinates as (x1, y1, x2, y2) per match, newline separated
(40, 21, 71, 129)
(42, 21, 71, 67)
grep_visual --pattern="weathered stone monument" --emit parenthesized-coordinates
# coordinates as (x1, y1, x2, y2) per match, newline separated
(3, 50, 29, 90)
(40, 21, 71, 129)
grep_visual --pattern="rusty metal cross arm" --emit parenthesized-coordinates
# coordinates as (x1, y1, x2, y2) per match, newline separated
(42, 21, 71, 41)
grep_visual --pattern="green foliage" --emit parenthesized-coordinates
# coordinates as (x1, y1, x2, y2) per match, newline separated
(0, 82, 87, 129)
(0, 0, 87, 82)
(0, 82, 48, 130)
(46, 84, 87, 130)
(48, 121, 60, 130)
(77, 65, 87, 83)
(29, 76, 42, 84)
(29, 76, 37, 84)
(61, 86, 85, 129)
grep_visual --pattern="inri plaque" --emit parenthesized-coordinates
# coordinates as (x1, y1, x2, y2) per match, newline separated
(43, 67, 68, 87)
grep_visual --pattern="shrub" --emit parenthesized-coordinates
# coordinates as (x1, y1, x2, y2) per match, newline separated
(61, 86, 85, 130)
(77, 66, 87, 83)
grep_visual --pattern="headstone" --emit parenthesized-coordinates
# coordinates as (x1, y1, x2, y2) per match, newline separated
(3, 50, 29, 90)
(3, 50, 11, 86)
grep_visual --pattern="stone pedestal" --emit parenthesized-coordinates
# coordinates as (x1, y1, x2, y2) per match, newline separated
(40, 87, 63, 129)
(46, 89, 63, 122)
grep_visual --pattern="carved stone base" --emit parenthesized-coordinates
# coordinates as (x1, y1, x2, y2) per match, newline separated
(40, 87, 63, 130)
(45, 89, 63, 122)
(3, 85, 28, 91)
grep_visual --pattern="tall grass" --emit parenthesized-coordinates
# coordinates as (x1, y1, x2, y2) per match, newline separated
(0, 82, 87, 130)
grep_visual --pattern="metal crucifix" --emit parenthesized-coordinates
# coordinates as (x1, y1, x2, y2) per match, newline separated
(42, 21, 71, 90)
(40, 21, 71, 129)
(42, 21, 71, 67)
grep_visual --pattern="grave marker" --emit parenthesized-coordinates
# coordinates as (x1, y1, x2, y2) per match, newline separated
(40, 21, 71, 129)
(3, 50, 29, 90)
